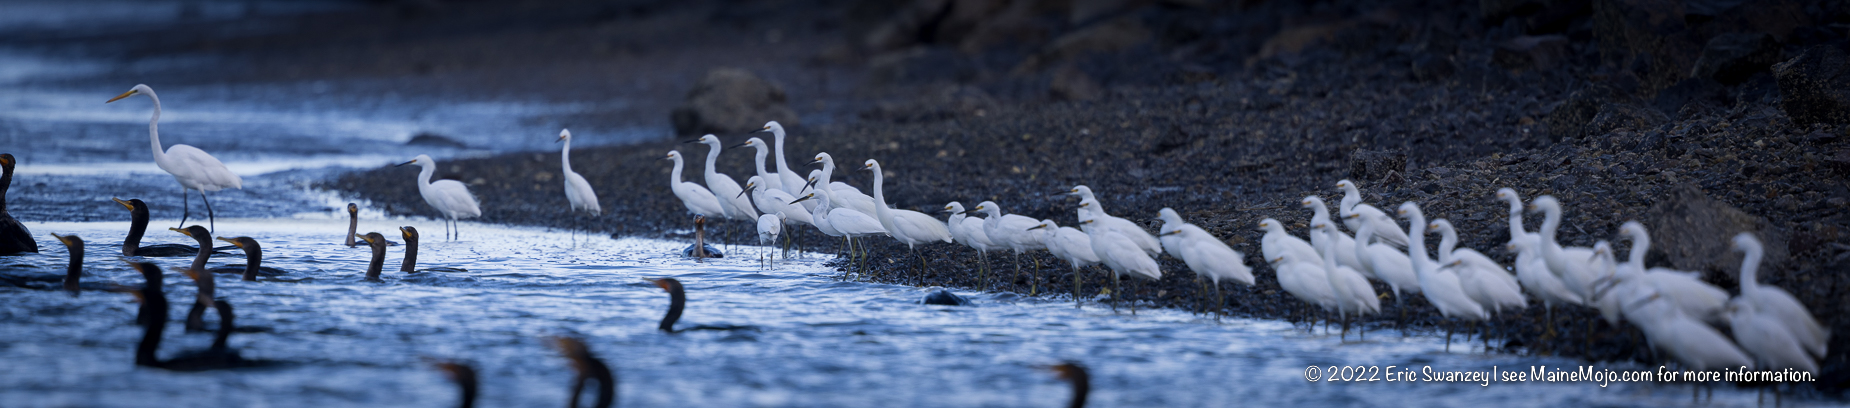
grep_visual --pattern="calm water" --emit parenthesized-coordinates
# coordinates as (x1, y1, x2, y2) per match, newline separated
(0, 218, 1780, 407)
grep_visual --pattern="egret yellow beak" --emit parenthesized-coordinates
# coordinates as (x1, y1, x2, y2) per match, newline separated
(106, 89, 137, 103)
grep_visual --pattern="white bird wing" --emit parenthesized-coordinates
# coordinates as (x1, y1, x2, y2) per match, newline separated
(1729, 305, 1820, 373)
(706, 174, 757, 220)
(891, 210, 953, 243)
(1422, 269, 1486, 320)
(1099, 232, 1160, 280)
(1657, 315, 1753, 370)
(563, 172, 599, 214)
(1333, 265, 1379, 314)
(1101, 216, 1160, 256)
(961, 218, 996, 250)
(162, 144, 242, 190)
(1644, 271, 1727, 323)
(1056, 228, 1100, 265)
(999, 215, 1046, 251)
(426, 179, 482, 218)
(673, 182, 725, 216)
(1363, 243, 1419, 294)
(826, 208, 887, 236)
(1515, 251, 1581, 305)
(1181, 231, 1253, 286)
(1749, 286, 1828, 358)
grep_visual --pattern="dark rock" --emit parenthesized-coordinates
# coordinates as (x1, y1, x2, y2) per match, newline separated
(670, 68, 797, 136)
(1481, 0, 1546, 24)
(1018, 15, 1151, 73)
(1645, 183, 1787, 280)
(681, 244, 724, 258)
(1584, 102, 1667, 136)
(1690, 33, 1781, 85)
(921, 289, 972, 306)
(1410, 54, 1455, 82)
(1773, 46, 1850, 126)
(1050, 64, 1103, 101)
(860, 84, 996, 123)
(406, 133, 468, 149)
(1545, 83, 1621, 139)
(1493, 35, 1570, 71)
(1348, 149, 1406, 183)
(1591, 0, 1703, 95)
(1651, 77, 1726, 118)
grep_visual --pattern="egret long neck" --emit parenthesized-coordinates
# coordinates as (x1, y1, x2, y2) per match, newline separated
(702, 143, 720, 179)
(417, 162, 436, 195)
(1626, 229, 1648, 267)
(669, 156, 685, 184)
(753, 146, 772, 181)
(1353, 217, 1376, 270)
(1437, 223, 1458, 263)
(1340, 186, 1360, 213)
(240, 242, 262, 282)
(560, 136, 574, 176)
(870, 165, 892, 224)
(1739, 243, 1762, 293)
(773, 129, 793, 175)
(1310, 199, 1330, 224)
(1503, 196, 1525, 238)
(146, 90, 167, 164)
(1406, 212, 1433, 271)
(1539, 203, 1564, 260)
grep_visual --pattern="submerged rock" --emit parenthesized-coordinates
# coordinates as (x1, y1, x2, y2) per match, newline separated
(921, 290, 971, 306)
(406, 132, 469, 149)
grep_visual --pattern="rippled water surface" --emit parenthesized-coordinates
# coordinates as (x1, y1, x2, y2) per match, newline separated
(0, 219, 1779, 407)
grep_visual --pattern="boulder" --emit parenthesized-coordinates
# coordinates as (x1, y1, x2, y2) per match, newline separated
(1049, 64, 1102, 101)
(1493, 35, 1570, 71)
(1591, 0, 1702, 95)
(1544, 83, 1623, 139)
(1584, 102, 1668, 135)
(670, 68, 797, 136)
(1772, 46, 1850, 127)
(406, 132, 469, 149)
(1348, 149, 1406, 183)
(1645, 183, 1786, 282)
(1690, 33, 1781, 85)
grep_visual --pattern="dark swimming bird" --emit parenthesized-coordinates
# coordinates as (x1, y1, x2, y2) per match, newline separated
(0, 153, 37, 255)
(397, 226, 465, 273)
(359, 232, 387, 281)
(432, 360, 479, 408)
(345, 203, 359, 248)
(209, 236, 288, 281)
(552, 336, 617, 408)
(54, 234, 82, 295)
(179, 265, 217, 333)
(0, 233, 99, 293)
(1046, 362, 1090, 408)
(126, 261, 254, 371)
(114, 198, 230, 257)
(647, 278, 751, 333)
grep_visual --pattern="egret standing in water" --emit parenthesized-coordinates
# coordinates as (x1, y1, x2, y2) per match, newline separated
(756, 213, 782, 269)
(107, 85, 242, 233)
(861, 159, 952, 278)
(691, 135, 758, 248)
(396, 155, 481, 241)
(663, 151, 723, 217)
(556, 129, 600, 245)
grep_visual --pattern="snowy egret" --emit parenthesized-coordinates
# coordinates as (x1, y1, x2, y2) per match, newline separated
(663, 151, 724, 217)
(1270, 250, 1336, 330)
(757, 213, 782, 269)
(790, 185, 885, 276)
(690, 135, 758, 223)
(806, 153, 879, 216)
(556, 129, 600, 244)
(1398, 202, 1487, 352)
(1066, 185, 1160, 256)
(1733, 233, 1828, 359)
(1429, 219, 1525, 315)
(1336, 180, 1407, 248)
(741, 176, 812, 227)
(1527, 196, 1600, 301)
(944, 202, 1000, 285)
(1494, 188, 1539, 249)
(396, 155, 482, 241)
(756, 121, 811, 203)
(108, 85, 242, 232)
(1314, 222, 1380, 340)
(209, 237, 289, 281)
(975, 201, 1047, 291)
(1257, 218, 1320, 268)
(1157, 208, 1254, 315)
(1029, 219, 1099, 307)
(861, 159, 953, 277)
(550, 336, 618, 408)
(1624, 289, 1753, 372)
(1080, 210, 1160, 314)
(1347, 212, 1420, 332)
(1302, 196, 1362, 271)
(1727, 298, 1819, 374)
(731, 137, 783, 192)
(1506, 236, 1580, 339)
(0, 153, 36, 254)
(1592, 222, 1728, 324)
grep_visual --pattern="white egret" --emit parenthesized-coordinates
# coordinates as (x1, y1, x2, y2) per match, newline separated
(741, 176, 812, 227)
(1495, 188, 1540, 249)
(1302, 195, 1363, 272)
(756, 213, 782, 269)
(1624, 288, 1753, 372)
(806, 153, 880, 216)
(1398, 202, 1487, 352)
(1594, 222, 1728, 324)
(663, 151, 724, 217)
(1270, 250, 1336, 331)
(1336, 179, 1407, 248)
(1499, 188, 1579, 338)
(1733, 233, 1828, 359)
(1527, 196, 1601, 301)
(975, 200, 1046, 290)
(1080, 209, 1161, 314)
(731, 137, 783, 192)
(755, 121, 811, 205)
(1314, 221, 1380, 340)
(555, 129, 599, 244)
(1029, 219, 1099, 307)
(1157, 208, 1254, 315)
(1429, 219, 1525, 314)
(1349, 212, 1420, 332)
(107, 84, 243, 232)
(790, 183, 885, 276)
(1066, 185, 1161, 256)
(690, 135, 758, 222)
(860, 159, 953, 277)
(1257, 218, 1320, 268)
(395, 155, 481, 241)
(1727, 298, 1819, 374)
(944, 202, 1000, 286)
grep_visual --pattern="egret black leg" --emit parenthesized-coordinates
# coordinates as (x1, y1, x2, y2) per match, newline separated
(179, 188, 191, 229)
(200, 189, 216, 233)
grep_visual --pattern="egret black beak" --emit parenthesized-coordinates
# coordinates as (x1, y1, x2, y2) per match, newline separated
(789, 195, 813, 205)
(736, 188, 750, 199)
(396, 159, 417, 167)
(757, 127, 771, 133)
(1026, 224, 1048, 231)
(106, 89, 137, 103)
(808, 159, 822, 165)
(682, 139, 701, 144)
(113, 197, 134, 210)
(555, 135, 567, 143)
(802, 179, 818, 193)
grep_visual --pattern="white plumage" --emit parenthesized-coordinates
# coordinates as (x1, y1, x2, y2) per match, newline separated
(1336, 179, 1407, 249)
(1258, 218, 1321, 268)
(397, 154, 482, 240)
(1528, 196, 1601, 302)
(692, 135, 758, 222)
(1430, 219, 1524, 314)
(556, 129, 599, 215)
(1303, 196, 1363, 272)
(663, 151, 724, 217)
(108, 84, 243, 231)
(1733, 233, 1828, 359)
(1349, 213, 1420, 299)
(1158, 208, 1254, 287)
(1067, 185, 1161, 256)
(861, 159, 952, 249)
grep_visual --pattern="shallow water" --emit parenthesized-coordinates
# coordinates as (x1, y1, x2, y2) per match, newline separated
(0, 219, 1782, 407)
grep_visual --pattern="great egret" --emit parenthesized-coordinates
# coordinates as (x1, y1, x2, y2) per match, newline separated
(396, 155, 482, 240)
(107, 85, 242, 233)
(1398, 202, 1487, 352)
(1066, 185, 1160, 256)
(689, 135, 758, 223)
(1157, 208, 1253, 315)
(1430, 219, 1525, 315)
(1030, 219, 1099, 307)
(861, 159, 953, 278)
(0, 153, 36, 254)
(1080, 209, 1160, 314)
(1527, 196, 1600, 301)
(1314, 222, 1380, 340)
(1257, 218, 1320, 268)
(732, 137, 783, 193)
(1336, 180, 1407, 248)
(756, 121, 811, 205)
(557, 129, 600, 244)
(806, 153, 879, 216)
(663, 151, 724, 217)
(1302, 196, 1362, 272)
(1733, 233, 1828, 359)
(975, 200, 1047, 291)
